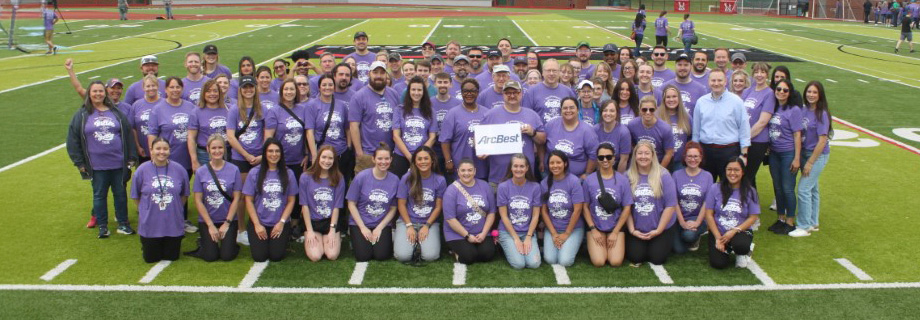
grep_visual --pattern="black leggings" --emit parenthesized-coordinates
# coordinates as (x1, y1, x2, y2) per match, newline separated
(745, 142, 770, 189)
(140, 236, 183, 263)
(350, 225, 394, 262)
(708, 230, 754, 269)
(247, 221, 292, 262)
(287, 164, 305, 227)
(197, 221, 240, 262)
(447, 237, 496, 265)
(625, 226, 676, 265)
(389, 153, 410, 177)
(656, 35, 668, 47)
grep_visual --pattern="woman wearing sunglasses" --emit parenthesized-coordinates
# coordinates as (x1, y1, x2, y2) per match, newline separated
(766, 79, 803, 236)
(583, 143, 633, 267)
(627, 96, 675, 169)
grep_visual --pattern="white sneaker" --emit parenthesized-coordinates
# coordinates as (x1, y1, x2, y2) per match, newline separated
(788, 228, 811, 237)
(807, 226, 819, 232)
(769, 199, 777, 211)
(735, 255, 750, 268)
(184, 220, 198, 233)
(237, 231, 250, 246)
(751, 219, 761, 231)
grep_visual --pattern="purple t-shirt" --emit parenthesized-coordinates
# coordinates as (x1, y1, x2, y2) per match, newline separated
(637, 86, 663, 105)
(148, 100, 197, 169)
(259, 91, 279, 111)
(655, 17, 669, 36)
(704, 184, 760, 234)
(545, 118, 599, 176)
(265, 104, 307, 165)
(594, 123, 632, 156)
(680, 20, 695, 38)
(522, 82, 576, 124)
(497, 180, 542, 233)
(689, 71, 710, 90)
(346, 169, 399, 228)
(128, 97, 161, 156)
(619, 105, 637, 126)
(768, 105, 804, 153)
(299, 175, 346, 221)
(84, 110, 125, 170)
(802, 107, 831, 155)
(182, 76, 211, 105)
(226, 105, 265, 161)
(430, 95, 460, 134)
(392, 107, 437, 157)
(579, 64, 597, 82)
(541, 174, 586, 232)
(672, 169, 713, 222)
(742, 86, 777, 143)
(476, 88, 505, 111)
(633, 20, 647, 35)
(582, 171, 633, 232)
(124, 79, 166, 106)
(131, 161, 190, 238)
(442, 179, 496, 241)
(630, 172, 678, 233)
(344, 51, 377, 83)
(667, 114, 691, 162)
(652, 69, 676, 88)
(204, 65, 232, 80)
(242, 165, 299, 226)
(439, 105, 489, 180)
(304, 97, 349, 154)
(192, 162, 242, 224)
(578, 103, 598, 126)
(43, 8, 56, 30)
(662, 79, 708, 116)
(189, 107, 229, 148)
(480, 106, 545, 183)
(628, 119, 676, 163)
(348, 86, 401, 154)
(396, 173, 447, 224)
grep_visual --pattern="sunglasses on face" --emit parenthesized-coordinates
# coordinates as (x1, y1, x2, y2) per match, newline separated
(641, 108, 656, 113)
(775, 87, 790, 93)
(274, 65, 286, 69)
(296, 82, 309, 86)
(598, 155, 615, 161)
(296, 62, 309, 67)
(653, 52, 667, 57)
(468, 55, 482, 58)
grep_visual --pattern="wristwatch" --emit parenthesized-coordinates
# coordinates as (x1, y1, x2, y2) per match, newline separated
(586, 225, 596, 232)
(464, 234, 472, 240)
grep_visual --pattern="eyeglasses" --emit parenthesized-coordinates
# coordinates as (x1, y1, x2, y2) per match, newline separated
(296, 62, 309, 67)
(274, 65, 286, 69)
(775, 87, 790, 93)
(296, 83, 309, 86)
(641, 108, 656, 113)
(468, 55, 482, 58)
(598, 155, 615, 161)
(653, 52, 667, 57)
(503, 91, 521, 96)
(623, 66, 635, 71)
(462, 89, 478, 94)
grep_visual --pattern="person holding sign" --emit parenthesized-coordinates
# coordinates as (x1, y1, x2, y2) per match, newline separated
(479, 81, 545, 186)
(543, 98, 599, 178)
(540, 151, 587, 267)
(443, 159, 497, 265)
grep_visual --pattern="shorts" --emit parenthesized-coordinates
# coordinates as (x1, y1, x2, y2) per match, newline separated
(901, 32, 913, 41)
(230, 159, 254, 173)
(310, 218, 346, 234)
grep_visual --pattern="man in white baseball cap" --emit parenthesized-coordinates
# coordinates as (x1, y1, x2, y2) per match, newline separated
(476, 64, 514, 110)
(124, 55, 165, 105)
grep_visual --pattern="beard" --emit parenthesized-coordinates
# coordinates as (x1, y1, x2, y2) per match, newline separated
(369, 77, 387, 91)
(456, 69, 468, 79)
(337, 79, 350, 90)
(471, 61, 481, 70)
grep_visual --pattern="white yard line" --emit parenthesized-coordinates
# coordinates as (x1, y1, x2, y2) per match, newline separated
(649, 264, 674, 284)
(39, 259, 78, 282)
(755, 24, 920, 62)
(857, 79, 869, 83)
(245, 20, 369, 73)
(348, 262, 368, 285)
(138, 261, 171, 284)
(238, 262, 269, 288)
(0, 144, 64, 174)
(582, 20, 650, 47)
(509, 19, 539, 46)
(452, 263, 467, 286)
(746, 258, 777, 287)
(552, 264, 571, 285)
(825, 78, 837, 83)
(834, 258, 874, 281)
(421, 18, 442, 45)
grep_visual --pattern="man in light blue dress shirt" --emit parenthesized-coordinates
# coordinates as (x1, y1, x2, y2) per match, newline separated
(691, 69, 750, 181)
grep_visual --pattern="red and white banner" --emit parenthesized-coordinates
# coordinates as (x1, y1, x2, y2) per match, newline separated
(720, 0, 738, 13)
(674, 0, 690, 12)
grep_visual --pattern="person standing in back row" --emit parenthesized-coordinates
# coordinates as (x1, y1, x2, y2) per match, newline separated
(692, 69, 750, 182)
(896, 10, 915, 53)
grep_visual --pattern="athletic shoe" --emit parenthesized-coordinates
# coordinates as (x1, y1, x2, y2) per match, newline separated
(688, 237, 701, 252)
(788, 228, 811, 237)
(86, 216, 97, 228)
(184, 220, 198, 233)
(294, 235, 305, 244)
(768, 199, 777, 211)
(767, 220, 784, 232)
(116, 224, 135, 235)
(808, 226, 820, 232)
(52, 46, 58, 55)
(911, 49, 915, 53)
(629, 262, 643, 268)
(735, 255, 750, 268)
(895, 48, 900, 53)
(775, 223, 795, 235)
(98, 226, 110, 239)
(751, 218, 761, 231)
(237, 231, 250, 246)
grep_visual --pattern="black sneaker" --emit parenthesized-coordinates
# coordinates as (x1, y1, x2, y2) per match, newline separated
(98, 226, 110, 239)
(775, 223, 795, 235)
(767, 220, 784, 232)
(117, 224, 135, 235)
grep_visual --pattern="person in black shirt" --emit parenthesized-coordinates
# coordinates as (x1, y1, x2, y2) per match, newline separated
(896, 10, 914, 53)
(864, 0, 873, 23)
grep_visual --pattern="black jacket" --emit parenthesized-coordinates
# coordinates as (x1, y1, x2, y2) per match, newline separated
(66, 105, 138, 177)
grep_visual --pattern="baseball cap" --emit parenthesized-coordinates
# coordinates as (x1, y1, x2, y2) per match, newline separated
(675, 53, 691, 63)
(577, 79, 594, 90)
(140, 55, 159, 66)
(289, 49, 310, 62)
(731, 52, 747, 63)
(602, 43, 618, 53)
(513, 56, 527, 65)
(353, 31, 368, 40)
(429, 55, 444, 63)
(105, 78, 124, 88)
(576, 41, 591, 49)
(370, 61, 388, 71)
(493, 64, 511, 74)
(454, 55, 470, 64)
(239, 75, 256, 87)
(203, 44, 218, 54)
(422, 42, 435, 49)
(503, 80, 522, 91)
(487, 50, 501, 58)
(388, 52, 402, 62)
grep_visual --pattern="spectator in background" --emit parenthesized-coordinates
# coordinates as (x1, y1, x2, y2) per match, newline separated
(865, 0, 874, 23)
(164, 0, 175, 20)
(678, 14, 696, 54)
(896, 10, 915, 53)
(118, 0, 129, 21)
(632, 13, 647, 58)
(42, 1, 59, 55)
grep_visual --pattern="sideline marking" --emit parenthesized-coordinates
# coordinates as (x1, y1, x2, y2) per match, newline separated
(857, 79, 869, 83)
(747, 258, 777, 286)
(834, 258, 874, 281)
(552, 264, 571, 285)
(509, 19, 539, 46)
(238, 262, 269, 288)
(649, 264, 674, 284)
(246, 20, 369, 74)
(825, 78, 837, 83)
(421, 18, 442, 45)
(139, 261, 171, 284)
(453, 263, 467, 286)
(0, 144, 64, 174)
(833, 117, 920, 156)
(348, 262, 368, 285)
(39, 259, 78, 282)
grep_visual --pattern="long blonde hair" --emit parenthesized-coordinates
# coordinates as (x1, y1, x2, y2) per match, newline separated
(627, 141, 664, 198)
(656, 85, 690, 134)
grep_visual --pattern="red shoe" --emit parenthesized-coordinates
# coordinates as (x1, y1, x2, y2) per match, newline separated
(86, 216, 97, 228)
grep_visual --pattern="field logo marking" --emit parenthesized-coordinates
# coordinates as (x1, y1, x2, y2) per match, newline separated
(349, 262, 368, 285)
(834, 258, 874, 281)
(39, 259, 78, 282)
(139, 261, 171, 284)
(552, 264, 571, 285)
(239, 261, 269, 288)
(649, 264, 674, 284)
(452, 263, 467, 286)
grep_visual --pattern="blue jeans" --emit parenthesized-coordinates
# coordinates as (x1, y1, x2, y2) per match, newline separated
(92, 169, 129, 227)
(165, 6, 174, 19)
(797, 152, 828, 229)
(682, 37, 693, 54)
(543, 227, 584, 267)
(634, 34, 644, 57)
(499, 229, 541, 269)
(196, 148, 210, 166)
(769, 150, 798, 218)
(672, 223, 707, 254)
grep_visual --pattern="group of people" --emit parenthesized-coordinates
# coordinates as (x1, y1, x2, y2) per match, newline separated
(65, 29, 833, 270)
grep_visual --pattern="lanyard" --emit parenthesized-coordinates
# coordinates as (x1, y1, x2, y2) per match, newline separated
(154, 162, 170, 210)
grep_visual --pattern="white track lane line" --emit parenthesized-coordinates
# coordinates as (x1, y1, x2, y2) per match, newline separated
(552, 264, 571, 285)
(348, 262, 368, 285)
(453, 263, 467, 286)
(649, 264, 674, 284)
(834, 258, 874, 281)
(238, 261, 269, 288)
(39, 259, 78, 282)
(138, 261, 171, 284)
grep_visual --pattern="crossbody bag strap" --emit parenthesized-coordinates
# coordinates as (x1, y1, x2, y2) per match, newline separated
(235, 106, 256, 139)
(316, 94, 336, 147)
(206, 162, 233, 201)
(452, 181, 484, 219)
